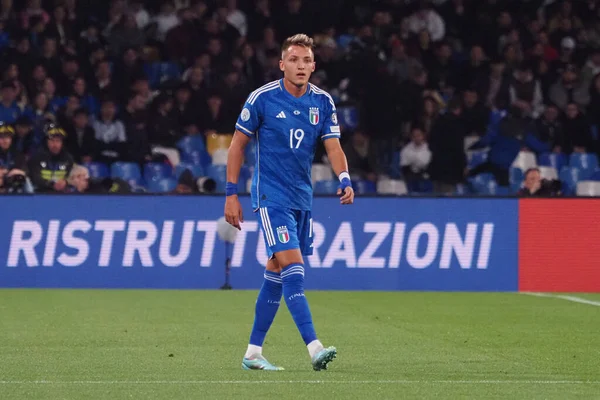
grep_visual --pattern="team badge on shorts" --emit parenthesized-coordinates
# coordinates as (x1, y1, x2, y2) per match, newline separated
(309, 107, 319, 125)
(277, 226, 290, 244)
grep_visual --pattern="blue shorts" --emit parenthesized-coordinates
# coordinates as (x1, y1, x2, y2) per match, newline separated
(256, 207, 314, 258)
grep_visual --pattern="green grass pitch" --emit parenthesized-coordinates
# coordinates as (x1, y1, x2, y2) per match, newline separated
(1, 290, 599, 399)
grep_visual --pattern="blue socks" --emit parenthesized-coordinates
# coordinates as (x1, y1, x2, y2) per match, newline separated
(249, 270, 282, 347)
(281, 263, 317, 345)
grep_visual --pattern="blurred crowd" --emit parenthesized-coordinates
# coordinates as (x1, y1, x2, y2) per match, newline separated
(0, 0, 599, 196)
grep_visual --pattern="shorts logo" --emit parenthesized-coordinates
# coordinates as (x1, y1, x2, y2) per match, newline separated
(277, 226, 290, 244)
(309, 107, 319, 125)
(241, 108, 250, 121)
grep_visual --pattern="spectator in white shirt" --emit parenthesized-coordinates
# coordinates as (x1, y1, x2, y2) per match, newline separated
(153, 1, 179, 42)
(129, 0, 150, 29)
(92, 99, 127, 163)
(400, 126, 432, 191)
(407, 1, 445, 42)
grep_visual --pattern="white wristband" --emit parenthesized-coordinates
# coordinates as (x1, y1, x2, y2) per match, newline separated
(338, 172, 350, 182)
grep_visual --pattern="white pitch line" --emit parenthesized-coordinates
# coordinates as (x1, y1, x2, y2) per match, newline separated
(0, 380, 598, 385)
(523, 292, 600, 307)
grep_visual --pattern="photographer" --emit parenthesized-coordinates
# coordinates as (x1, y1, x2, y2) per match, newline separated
(518, 168, 561, 197)
(28, 123, 74, 193)
(0, 122, 31, 194)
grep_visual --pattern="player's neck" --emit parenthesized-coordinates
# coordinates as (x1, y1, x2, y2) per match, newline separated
(282, 78, 308, 98)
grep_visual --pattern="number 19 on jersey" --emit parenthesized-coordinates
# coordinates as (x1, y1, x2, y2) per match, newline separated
(290, 129, 305, 149)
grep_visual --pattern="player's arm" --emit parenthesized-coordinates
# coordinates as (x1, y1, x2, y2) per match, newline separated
(324, 138, 354, 205)
(225, 100, 259, 229)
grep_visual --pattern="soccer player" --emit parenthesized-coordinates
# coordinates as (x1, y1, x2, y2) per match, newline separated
(224, 33, 354, 371)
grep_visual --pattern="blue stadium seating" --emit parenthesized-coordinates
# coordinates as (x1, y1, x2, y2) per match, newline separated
(590, 169, 600, 181)
(143, 163, 172, 182)
(180, 149, 212, 168)
(111, 162, 142, 183)
(206, 164, 227, 192)
(353, 180, 376, 194)
(176, 135, 206, 154)
(569, 153, 598, 179)
(469, 151, 488, 169)
(147, 178, 177, 193)
(468, 173, 495, 194)
(175, 163, 204, 179)
(314, 180, 338, 195)
(144, 62, 182, 89)
(84, 162, 109, 179)
(538, 152, 567, 171)
(336, 106, 359, 131)
(245, 144, 256, 165)
(509, 167, 524, 193)
(559, 166, 581, 195)
(389, 151, 401, 179)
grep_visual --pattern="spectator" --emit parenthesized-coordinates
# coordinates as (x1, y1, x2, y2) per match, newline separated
(411, 95, 440, 136)
(387, 39, 421, 84)
(72, 76, 99, 116)
(57, 56, 80, 96)
(342, 130, 379, 183)
(509, 62, 544, 119)
(130, 0, 150, 30)
(0, 122, 26, 173)
(517, 167, 560, 197)
(28, 123, 74, 193)
(46, 5, 72, 47)
(148, 93, 179, 147)
(39, 37, 61, 80)
(549, 64, 590, 111)
(65, 164, 90, 193)
(428, 98, 467, 194)
(562, 102, 594, 154)
(462, 88, 490, 137)
(12, 116, 36, 156)
(580, 48, 600, 91)
(172, 168, 197, 194)
(65, 108, 95, 163)
(24, 91, 55, 143)
(107, 14, 146, 58)
(199, 92, 231, 133)
(0, 80, 21, 124)
(94, 60, 116, 100)
(400, 126, 432, 192)
(153, 1, 179, 43)
(172, 83, 198, 134)
(536, 104, 565, 153)
(92, 99, 127, 164)
(588, 73, 600, 127)
(247, 0, 272, 43)
(407, 1, 445, 42)
(122, 92, 151, 165)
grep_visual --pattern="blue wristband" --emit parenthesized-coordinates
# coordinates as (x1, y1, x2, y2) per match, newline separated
(225, 182, 238, 196)
(338, 171, 352, 193)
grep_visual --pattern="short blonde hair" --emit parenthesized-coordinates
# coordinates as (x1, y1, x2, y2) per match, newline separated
(67, 165, 89, 185)
(281, 33, 314, 57)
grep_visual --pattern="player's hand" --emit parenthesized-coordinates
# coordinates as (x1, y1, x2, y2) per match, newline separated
(337, 186, 354, 205)
(224, 195, 244, 230)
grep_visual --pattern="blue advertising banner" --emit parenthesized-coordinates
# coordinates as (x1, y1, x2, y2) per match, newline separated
(0, 196, 519, 291)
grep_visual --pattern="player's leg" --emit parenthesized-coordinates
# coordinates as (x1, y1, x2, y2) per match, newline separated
(241, 213, 284, 371)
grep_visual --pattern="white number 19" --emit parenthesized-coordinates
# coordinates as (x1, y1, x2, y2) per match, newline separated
(289, 128, 305, 149)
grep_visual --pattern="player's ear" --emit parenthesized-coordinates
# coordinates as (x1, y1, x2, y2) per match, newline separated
(311, 62, 316, 72)
(279, 59, 284, 72)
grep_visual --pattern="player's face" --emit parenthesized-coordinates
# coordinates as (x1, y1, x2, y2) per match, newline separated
(280, 45, 315, 87)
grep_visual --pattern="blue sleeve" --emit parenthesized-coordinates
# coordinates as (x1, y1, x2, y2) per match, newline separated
(524, 133, 550, 154)
(235, 94, 262, 137)
(320, 100, 341, 141)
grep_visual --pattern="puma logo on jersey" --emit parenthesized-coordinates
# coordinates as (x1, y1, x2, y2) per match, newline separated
(276, 111, 286, 118)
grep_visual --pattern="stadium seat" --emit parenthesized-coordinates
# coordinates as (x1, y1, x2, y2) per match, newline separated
(206, 164, 227, 192)
(469, 151, 488, 169)
(559, 166, 581, 195)
(590, 169, 600, 181)
(245, 144, 257, 165)
(176, 135, 206, 154)
(336, 106, 359, 130)
(147, 178, 177, 193)
(569, 153, 598, 179)
(353, 180, 376, 194)
(144, 62, 182, 89)
(389, 151, 401, 179)
(206, 133, 232, 155)
(468, 173, 495, 195)
(312, 163, 334, 183)
(84, 162, 109, 179)
(539, 166, 558, 180)
(511, 151, 537, 170)
(313, 180, 338, 195)
(174, 162, 204, 179)
(143, 162, 172, 182)
(180, 149, 212, 168)
(376, 179, 408, 195)
(576, 181, 600, 196)
(538, 152, 567, 171)
(111, 162, 142, 182)
(212, 148, 228, 165)
(509, 167, 524, 193)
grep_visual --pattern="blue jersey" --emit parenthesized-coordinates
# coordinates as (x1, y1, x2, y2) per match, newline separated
(235, 79, 341, 211)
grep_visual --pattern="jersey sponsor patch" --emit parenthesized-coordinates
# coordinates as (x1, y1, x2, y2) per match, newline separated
(241, 108, 250, 121)
(277, 226, 290, 244)
(330, 126, 340, 133)
(331, 112, 338, 125)
(309, 107, 319, 125)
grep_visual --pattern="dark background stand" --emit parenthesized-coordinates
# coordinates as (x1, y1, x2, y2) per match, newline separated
(220, 242, 232, 290)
